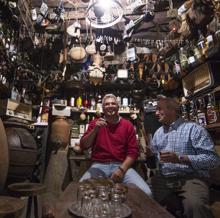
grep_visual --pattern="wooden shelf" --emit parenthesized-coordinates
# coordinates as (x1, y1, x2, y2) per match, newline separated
(63, 80, 145, 91)
(71, 107, 139, 114)
(206, 123, 220, 129)
(32, 122, 48, 126)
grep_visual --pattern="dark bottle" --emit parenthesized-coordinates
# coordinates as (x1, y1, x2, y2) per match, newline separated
(206, 93, 218, 124)
(197, 97, 207, 126)
(189, 100, 198, 123)
(181, 103, 188, 121)
(82, 92, 89, 108)
(187, 44, 196, 70)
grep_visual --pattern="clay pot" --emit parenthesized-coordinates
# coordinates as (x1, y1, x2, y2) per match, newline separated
(50, 116, 71, 148)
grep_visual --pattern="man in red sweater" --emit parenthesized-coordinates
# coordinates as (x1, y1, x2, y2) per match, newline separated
(80, 93, 152, 196)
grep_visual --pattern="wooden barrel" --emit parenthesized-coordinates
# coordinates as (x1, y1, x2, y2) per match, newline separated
(5, 127, 37, 185)
(3, 121, 38, 186)
(0, 118, 9, 193)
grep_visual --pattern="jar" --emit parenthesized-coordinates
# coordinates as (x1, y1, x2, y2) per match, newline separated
(50, 116, 71, 148)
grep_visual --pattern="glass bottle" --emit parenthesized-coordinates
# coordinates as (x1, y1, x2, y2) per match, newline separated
(41, 99, 50, 123)
(187, 44, 196, 70)
(179, 46, 188, 70)
(96, 94, 102, 112)
(82, 92, 89, 108)
(193, 45, 203, 64)
(129, 94, 134, 111)
(70, 97, 75, 107)
(85, 114, 90, 131)
(173, 59, 181, 79)
(197, 97, 207, 126)
(11, 86, 18, 100)
(122, 93, 129, 112)
(90, 93, 96, 111)
(206, 93, 218, 124)
(116, 91, 121, 111)
(205, 28, 214, 58)
(76, 94, 82, 109)
(86, 93, 91, 109)
(197, 31, 206, 57)
(189, 100, 198, 123)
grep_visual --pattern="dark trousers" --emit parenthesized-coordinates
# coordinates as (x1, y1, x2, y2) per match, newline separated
(151, 175, 214, 218)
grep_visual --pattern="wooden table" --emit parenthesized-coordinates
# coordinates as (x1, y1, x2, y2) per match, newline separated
(55, 182, 174, 218)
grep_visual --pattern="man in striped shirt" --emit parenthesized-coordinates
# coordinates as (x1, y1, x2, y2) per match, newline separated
(148, 95, 220, 218)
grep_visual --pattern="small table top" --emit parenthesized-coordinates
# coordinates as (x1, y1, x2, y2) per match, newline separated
(0, 196, 25, 216)
(8, 182, 46, 196)
(55, 182, 174, 218)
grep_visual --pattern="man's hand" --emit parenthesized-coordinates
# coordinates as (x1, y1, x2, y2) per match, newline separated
(94, 118, 107, 131)
(110, 168, 125, 183)
(160, 151, 179, 163)
(145, 146, 154, 158)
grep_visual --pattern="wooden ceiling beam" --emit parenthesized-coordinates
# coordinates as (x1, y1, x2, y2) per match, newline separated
(31, 0, 87, 8)
(132, 31, 168, 40)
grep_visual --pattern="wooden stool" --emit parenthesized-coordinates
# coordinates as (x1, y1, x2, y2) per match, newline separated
(8, 183, 46, 218)
(211, 202, 220, 218)
(0, 196, 25, 218)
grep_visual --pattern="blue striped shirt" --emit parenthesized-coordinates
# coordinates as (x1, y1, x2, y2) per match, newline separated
(151, 117, 220, 178)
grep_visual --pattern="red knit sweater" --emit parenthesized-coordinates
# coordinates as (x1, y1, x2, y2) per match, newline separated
(80, 118, 139, 162)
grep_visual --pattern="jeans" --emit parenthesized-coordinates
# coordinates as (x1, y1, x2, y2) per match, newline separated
(80, 162, 152, 197)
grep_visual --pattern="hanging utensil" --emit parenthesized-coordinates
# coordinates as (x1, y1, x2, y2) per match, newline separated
(85, 24, 96, 55)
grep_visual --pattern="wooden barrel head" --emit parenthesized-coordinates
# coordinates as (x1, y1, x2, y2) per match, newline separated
(0, 119, 9, 193)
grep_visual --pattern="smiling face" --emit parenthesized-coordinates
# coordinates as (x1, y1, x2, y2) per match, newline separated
(102, 96, 119, 118)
